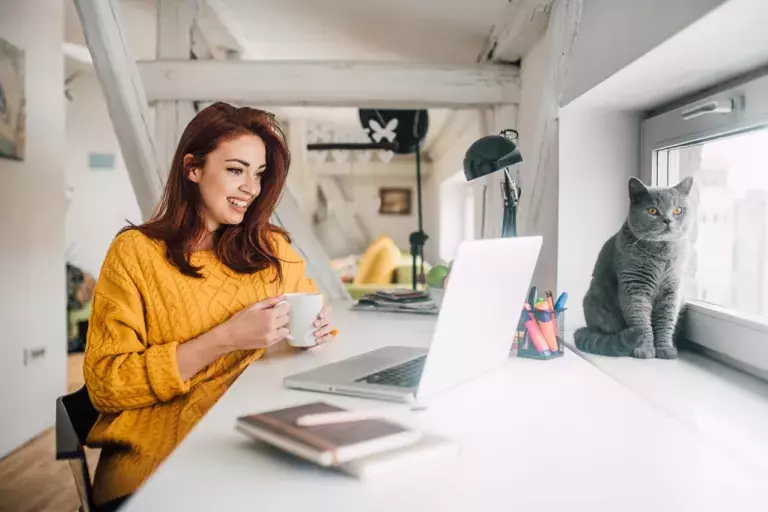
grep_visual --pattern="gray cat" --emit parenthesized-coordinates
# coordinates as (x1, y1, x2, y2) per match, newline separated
(574, 176, 694, 359)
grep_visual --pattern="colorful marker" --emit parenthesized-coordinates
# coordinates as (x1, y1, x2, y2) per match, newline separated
(524, 303, 551, 356)
(554, 292, 568, 311)
(535, 303, 560, 352)
(546, 290, 556, 313)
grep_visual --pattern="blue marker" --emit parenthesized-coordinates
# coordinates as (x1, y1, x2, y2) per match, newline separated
(554, 292, 568, 311)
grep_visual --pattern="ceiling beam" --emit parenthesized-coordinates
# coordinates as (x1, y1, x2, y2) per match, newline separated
(194, 0, 249, 59)
(478, 0, 554, 63)
(73, 0, 162, 220)
(137, 60, 520, 107)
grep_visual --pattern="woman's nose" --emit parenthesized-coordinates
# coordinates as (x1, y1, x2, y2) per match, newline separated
(240, 176, 256, 195)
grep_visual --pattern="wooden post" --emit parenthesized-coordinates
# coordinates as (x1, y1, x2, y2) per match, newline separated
(518, 0, 584, 293)
(73, 0, 162, 220)
(155, 0, 197, 177)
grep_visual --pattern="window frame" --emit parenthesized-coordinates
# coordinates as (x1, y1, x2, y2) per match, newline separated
(641, 70, 768, 378)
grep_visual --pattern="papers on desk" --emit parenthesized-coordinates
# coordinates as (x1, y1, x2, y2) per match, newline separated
(351, 289, 439, 315)
(236, 402, 458, 479)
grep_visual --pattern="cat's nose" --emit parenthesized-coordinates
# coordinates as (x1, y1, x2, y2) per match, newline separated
(662, 218, 672, 225)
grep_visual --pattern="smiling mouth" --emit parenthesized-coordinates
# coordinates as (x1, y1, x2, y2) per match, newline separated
(227, 198, 249, 208)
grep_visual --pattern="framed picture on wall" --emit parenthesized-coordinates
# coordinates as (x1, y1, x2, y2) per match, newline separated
(0, 36, 25, 161)
(378, 187, 412, 215)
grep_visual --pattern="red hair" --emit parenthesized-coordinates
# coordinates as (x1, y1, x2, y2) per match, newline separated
(123, 102, 291, 280)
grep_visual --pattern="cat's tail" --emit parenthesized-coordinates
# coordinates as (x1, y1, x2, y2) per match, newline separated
(574, 326, 644, 356)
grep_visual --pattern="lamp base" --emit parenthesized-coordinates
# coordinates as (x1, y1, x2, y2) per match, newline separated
(409, 230, 428, 290)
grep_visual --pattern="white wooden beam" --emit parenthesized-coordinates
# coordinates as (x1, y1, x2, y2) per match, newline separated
(156, 0, 198, 174)
(478, 0, 554, 63)
(272, 190, 350, 301)
(138, 60, 520, 107)
(518, 0, 584, 295)
(195, 0, 248, 59)
(157, 0, 195, 59)
(74, 0, 162, 220)
(317, 178, 368, 253)
(154, 101, 196, 174)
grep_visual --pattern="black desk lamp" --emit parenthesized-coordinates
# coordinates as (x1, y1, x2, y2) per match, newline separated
(462, 129, 522, 238)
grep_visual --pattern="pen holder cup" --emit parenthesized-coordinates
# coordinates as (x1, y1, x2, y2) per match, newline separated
(512, 308, 566, 360)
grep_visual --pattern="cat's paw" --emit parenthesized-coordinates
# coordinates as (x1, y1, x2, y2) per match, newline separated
(632, 345, 656, 359)
(655, 345, 678, 359)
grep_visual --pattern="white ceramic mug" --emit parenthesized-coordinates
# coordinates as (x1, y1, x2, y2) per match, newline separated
(280, 293, 324, 347)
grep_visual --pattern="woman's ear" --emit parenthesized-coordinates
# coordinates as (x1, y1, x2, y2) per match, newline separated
(184, 154, 200, 183)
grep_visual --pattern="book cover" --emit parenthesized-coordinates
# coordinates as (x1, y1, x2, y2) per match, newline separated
(236, 402, 421, 466)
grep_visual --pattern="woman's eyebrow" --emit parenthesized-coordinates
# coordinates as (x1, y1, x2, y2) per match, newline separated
(225, 158, 250, 167)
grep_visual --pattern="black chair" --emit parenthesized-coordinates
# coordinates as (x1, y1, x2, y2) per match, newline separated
(56, 385, 99, 512)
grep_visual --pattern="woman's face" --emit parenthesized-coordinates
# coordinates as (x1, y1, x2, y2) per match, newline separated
(186, 134, 267, 232)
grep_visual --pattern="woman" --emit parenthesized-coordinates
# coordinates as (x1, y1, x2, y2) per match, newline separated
(84, 102, 336, 510)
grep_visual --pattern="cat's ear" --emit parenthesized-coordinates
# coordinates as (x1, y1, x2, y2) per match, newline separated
(628, 177, 649, 203)
(673, 176, 694, 195)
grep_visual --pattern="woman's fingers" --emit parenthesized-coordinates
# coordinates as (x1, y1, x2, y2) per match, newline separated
(314, 324, 336, 340)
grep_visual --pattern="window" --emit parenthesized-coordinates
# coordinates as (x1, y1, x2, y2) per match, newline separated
(642, 71, 768, 377)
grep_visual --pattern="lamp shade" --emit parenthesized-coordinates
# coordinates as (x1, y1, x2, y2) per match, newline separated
(462, 133, 522, 181)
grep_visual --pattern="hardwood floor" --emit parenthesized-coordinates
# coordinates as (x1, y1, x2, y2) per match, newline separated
(0, 353, 100, 512)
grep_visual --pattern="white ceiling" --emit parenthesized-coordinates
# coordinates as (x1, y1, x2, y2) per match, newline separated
(64, 0, 512, 149)
(569, 0, 768, 111)
(221, 0, 510, 64)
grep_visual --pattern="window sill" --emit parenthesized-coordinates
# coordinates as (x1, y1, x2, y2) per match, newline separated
(565, 336, 768, 474)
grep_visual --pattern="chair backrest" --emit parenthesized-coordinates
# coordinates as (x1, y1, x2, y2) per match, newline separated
(56, 386, 98, 512)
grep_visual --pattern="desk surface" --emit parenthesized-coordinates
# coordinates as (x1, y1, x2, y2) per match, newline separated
(124, 302, 763, 511)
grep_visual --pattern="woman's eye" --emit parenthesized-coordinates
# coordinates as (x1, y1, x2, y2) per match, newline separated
(648, 207, 658, 215)
(673, 207, 683, 215)
(227, 167, 243, 175)
(254, 172, 263, 180)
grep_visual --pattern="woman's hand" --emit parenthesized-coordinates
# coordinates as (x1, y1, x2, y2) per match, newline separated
(219, 295, 290, 351)
(176, 296, 289, 380)
(312, 304, 336, 344)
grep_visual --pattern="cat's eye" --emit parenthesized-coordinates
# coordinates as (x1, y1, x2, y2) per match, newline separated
(647, 207, 658, 215)
(673, 207, 683, 215)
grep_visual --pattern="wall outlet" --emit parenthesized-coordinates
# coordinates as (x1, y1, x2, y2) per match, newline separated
(23, 346, 47, 366)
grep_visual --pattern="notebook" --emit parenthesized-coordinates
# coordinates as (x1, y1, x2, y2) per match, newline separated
(235, 402, 422, 467)
(338, 433, 461, 480)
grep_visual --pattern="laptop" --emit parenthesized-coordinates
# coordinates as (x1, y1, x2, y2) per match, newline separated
(283, 236, 543, 404)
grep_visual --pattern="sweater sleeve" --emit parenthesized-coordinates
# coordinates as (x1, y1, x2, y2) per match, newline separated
(84, 238, 190, 414)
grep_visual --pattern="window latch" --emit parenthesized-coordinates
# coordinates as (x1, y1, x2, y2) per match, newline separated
(681, 98, 737, 120)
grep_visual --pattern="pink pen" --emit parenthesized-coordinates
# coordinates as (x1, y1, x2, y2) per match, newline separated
(524, 303, 551, 356)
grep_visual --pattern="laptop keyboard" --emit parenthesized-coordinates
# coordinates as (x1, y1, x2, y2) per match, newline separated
(355, 355, 427, 388)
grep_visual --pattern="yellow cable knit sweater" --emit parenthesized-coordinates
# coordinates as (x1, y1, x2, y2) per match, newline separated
(84, 229, 319, 505)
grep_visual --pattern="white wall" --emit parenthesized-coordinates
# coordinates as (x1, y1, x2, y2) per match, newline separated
(557, 106, 641, 328)
(562, 0, 728, 105)
(65, 73, 142, 277)
(425, 110, 486, 266)
(0, 0, 66, 458)
(313, 159, 434, 260)
(343, 175, 422, 253)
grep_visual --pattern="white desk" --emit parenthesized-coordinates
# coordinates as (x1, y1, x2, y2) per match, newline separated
(124, 302, 763, 511)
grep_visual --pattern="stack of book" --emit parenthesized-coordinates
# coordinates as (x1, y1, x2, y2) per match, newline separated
(351, 289, 439, 315)
(236, 402, 458, 479)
